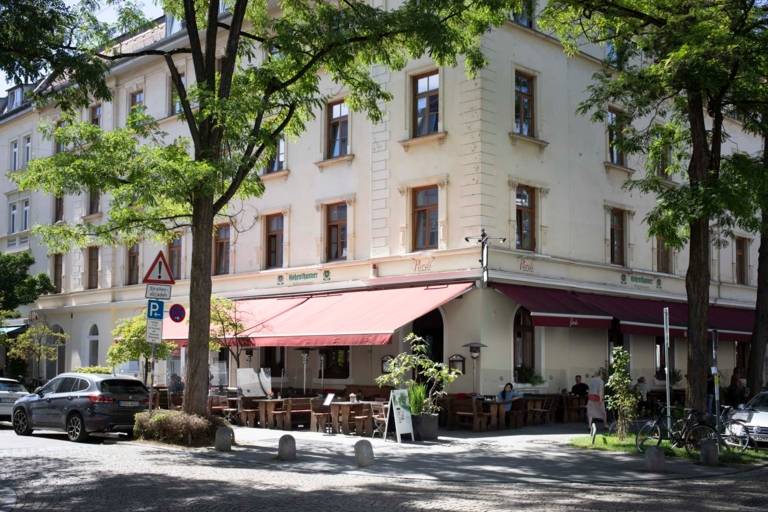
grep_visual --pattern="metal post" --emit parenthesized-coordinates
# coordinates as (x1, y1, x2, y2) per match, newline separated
(149, 344, 156, 414)
(663, 307, 672, 434)
(319, 353, 325, 391)
(300, 350, 309, 395)
(713, 330, 720, 431)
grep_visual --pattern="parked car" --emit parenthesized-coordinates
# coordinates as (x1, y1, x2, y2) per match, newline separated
(0, 378, 29, 422)
(12, 372, 149, 442)
(731, 391, 768, 446)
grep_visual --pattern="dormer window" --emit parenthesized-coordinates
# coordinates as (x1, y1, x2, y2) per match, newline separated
(6, 87, 23, 111)
(165, 15, 184, 37)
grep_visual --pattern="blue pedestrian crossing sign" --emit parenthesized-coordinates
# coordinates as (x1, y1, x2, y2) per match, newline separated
(147, 300, 164, 320)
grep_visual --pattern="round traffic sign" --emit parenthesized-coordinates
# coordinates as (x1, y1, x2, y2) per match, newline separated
(169, 303, 186, 323)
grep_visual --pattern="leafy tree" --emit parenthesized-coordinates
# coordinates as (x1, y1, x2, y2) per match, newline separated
(209, 296, 246, 368)
(0, 322, 67, 380)
(14, 0, 520, 416)
(108, 312, 175, 383)
(0, 252, 54, 311)
(605, 346, 637, 440)
(540, 0, 768, 411)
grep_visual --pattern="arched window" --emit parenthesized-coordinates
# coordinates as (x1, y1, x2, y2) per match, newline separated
(88, 325, 99, 367)
(513, 307, 535, 378)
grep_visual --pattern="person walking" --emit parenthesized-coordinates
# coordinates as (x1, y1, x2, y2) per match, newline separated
(586, 372, 606, 434)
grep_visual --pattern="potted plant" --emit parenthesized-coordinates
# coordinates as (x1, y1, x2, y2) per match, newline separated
(375, 333, 461, 441)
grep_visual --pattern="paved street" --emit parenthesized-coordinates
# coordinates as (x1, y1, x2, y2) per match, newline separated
(1, 423, 766, 511)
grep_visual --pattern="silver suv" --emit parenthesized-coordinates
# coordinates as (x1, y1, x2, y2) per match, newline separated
(12, 373, 149, 442)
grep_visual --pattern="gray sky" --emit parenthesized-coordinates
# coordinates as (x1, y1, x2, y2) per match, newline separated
(1, 1, 163, 93)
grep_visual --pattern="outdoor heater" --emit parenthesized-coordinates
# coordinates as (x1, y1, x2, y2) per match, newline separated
(462, 342, 487, 394)
(299, 348, 313, 395)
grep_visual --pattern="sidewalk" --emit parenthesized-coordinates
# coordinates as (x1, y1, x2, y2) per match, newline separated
(228, 423, 763, 484)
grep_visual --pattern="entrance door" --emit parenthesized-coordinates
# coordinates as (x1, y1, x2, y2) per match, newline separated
(412, 308, 444, 363)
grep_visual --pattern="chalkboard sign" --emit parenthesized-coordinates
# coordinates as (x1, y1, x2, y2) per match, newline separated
(385, 389, 414, 443)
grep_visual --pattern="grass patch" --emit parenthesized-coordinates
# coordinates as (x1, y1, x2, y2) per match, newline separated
(571, 434, 768, 465)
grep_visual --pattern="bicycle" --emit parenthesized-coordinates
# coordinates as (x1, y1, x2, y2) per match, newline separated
(716, 405, 751, 452)
(636, 404, 719, 456)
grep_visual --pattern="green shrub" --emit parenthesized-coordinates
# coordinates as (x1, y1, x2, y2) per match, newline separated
(74, 366, 114, 374)
(133, 410, 229, 447)
(407, 382, 427, 416)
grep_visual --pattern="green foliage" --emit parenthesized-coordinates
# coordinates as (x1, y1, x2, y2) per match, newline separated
(0, 322, 67, 363)
(133, 410, 229, 447)
(0, 252, 55, 311)
(107, 312, 175, 367)
(407, 381, 427, 416)
(605, 347, 637, 440)
(74, 366, 113, 375)
(209, 296, 248, 364)
(375, 333, 461, 414)
(515, 365, 545, 386)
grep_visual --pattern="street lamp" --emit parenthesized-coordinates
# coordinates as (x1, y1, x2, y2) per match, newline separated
(462, 342, 487, 395)
(465, 228, 506, 287)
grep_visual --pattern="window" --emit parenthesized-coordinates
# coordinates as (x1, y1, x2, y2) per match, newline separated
(23, 135, 31, 166)
(607, 109, 626, 166)
(515, 185, 536, 251)
(735, 237, 748, 285)
(90, 104, 102, 126)
(53, 254, 63, 293)
(54, 195, 64, 222)
(512, 0, 535, 28)
(87, 246, 99, 289)
(87, 188, 100, 215)
(514, 308, 535, 381)
(21, 199, 29, 231)
(88, 325, 99, 367)
(126, 244, 139, 285)
(6, 87, 22, 110)
(265, 214, 283, 269)
(654, 336, 675, 379)
(514, 72, 535, 137)
(213, 224, 230, 276)
(129, 90, 144, 110)
(168, 237, 182, 280)
(260, 347, 285, 377)
(413, 71, 440, 137)
(10, 140, 18, 170)
(412, 186, 438, 251)
(54, 121, 65, 154)
(8, 203, 16, 234)
(327, 100, 349, 159)
(169, 73, 185, 115)
(320, 347, 350, 379)
(265, 137, 285, 173)
(55, 327, 66, 374)
(326, 203, 347, 261)
(656, 236, 672, 274)
(610, 208, 625, 265)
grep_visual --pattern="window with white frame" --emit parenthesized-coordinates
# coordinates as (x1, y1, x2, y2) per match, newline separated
(8, 203, 17, 234)
(7, 198, 30, 234)
(169, 73, 185, 116)
(265, 137, 285, 173)
(21, 199, 29, 231)
(6, 87, 22, 110)
(23, 135, 31, 167)
(10, 139, 19, 170)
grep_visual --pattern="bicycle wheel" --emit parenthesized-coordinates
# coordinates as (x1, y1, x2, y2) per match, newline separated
(721, 420, 750, 452)
(636, 422, 661, 453)
(670, 419, 688, 448)
(684, 424, 718, 456)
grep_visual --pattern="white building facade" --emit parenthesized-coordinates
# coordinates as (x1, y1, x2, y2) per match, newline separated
(0, 7, 761, 395)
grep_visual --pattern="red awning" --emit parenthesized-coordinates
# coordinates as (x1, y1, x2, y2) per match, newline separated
(492, 284, 613, 329)
(573, 293, 688, 338)
(162, 296, 309, 345)
(238, 283, 473, 347)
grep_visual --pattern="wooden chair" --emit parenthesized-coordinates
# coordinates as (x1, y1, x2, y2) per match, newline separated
(529, 396, 556, 425)
(507, 398, 526, 429)
(310, 398, 331, 433)
(353, 403, 373, 436)
(238, 397, 260, 427)
(371, 402, 389, 438)
(279, 398, 313, 430)
(453, 398, 491, 432)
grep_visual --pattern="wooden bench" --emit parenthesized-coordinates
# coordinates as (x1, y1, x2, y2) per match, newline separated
(309, 398, 331, 433)
(238, 397, 260, 427)
(274, 397, 313, 430)
(449, 397, 490, 432)
(353, 403, 374, 436)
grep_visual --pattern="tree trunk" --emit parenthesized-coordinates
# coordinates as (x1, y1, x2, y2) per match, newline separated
(685, 92, 711, 412)
(183, 195, 215, 416)
(748, 134, 768, 395)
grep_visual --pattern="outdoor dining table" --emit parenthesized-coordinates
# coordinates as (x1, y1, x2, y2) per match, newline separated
(329, 401, 382, 434)
(252, 398, 285, 429)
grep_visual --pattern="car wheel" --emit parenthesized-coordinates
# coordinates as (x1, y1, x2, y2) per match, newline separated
(12, 409, 33, 436)
(66, 413, 89, 443)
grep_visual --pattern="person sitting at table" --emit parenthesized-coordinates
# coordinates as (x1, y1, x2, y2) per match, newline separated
(497, 382, 523, 427)
(169, 373, 185, 394)
(571, 375, 589, 397)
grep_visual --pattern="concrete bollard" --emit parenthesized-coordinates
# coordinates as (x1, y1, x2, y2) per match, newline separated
(354, 440, 375, 468)
(644, 446, 665, 473)
(699, 439, 719, 466)
(278, 434, 297, 461)
(214, 426, 234, 452)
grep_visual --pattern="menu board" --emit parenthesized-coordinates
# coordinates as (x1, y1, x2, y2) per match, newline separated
(386, 389, 414, 443)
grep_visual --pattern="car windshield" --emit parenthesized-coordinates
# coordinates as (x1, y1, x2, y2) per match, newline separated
(100, 380, 147, 395)
(0, 381, 27, 393)
(748, 393, 768, 411)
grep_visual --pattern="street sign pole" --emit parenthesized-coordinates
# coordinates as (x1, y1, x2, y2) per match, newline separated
(713, 330, 720, 431)
(663, 307, 672, 434)
(142, 251, 174, 414)
(149, 344, 157, 414)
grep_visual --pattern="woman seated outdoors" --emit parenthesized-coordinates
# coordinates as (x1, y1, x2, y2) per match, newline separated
(496, 382, 524, 427)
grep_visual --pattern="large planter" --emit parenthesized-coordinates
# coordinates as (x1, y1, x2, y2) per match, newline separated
(412, 413, 439, 441)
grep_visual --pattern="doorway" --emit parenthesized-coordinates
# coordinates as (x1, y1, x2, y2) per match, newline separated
(412, 308, 444, 363)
